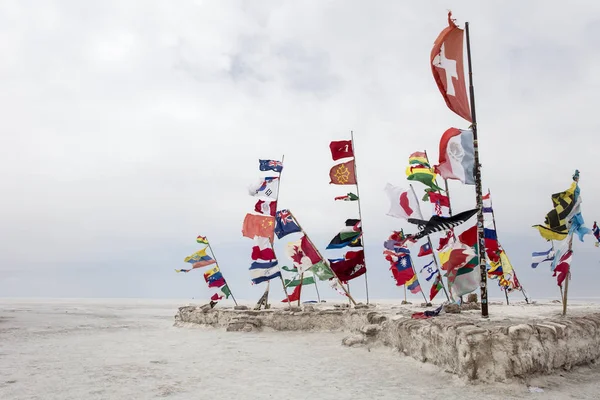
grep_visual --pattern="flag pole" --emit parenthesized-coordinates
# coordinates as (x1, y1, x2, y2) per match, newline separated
(562, 233, 574, 316)
(403, 285, 407, 303)
(409, 184, 450, 302)
(409, 254, 430, 304)
(205, 238, 238, 306)
(423, 151, 454, 301)
(288, 210, 357, 305)
(274, 154, 292, 306)
(313, 272, 321, 303)
(297, 272, 303, 307)
(487, 189, 528, 304)
(350, 130, 370, 305)
(465, 21, 489, 318)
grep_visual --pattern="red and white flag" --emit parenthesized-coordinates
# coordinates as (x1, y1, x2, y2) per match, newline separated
(436, 127, 475, 185)
(383, 183, 423, 220)
(431, 12, 471, 122)
(254, 199, 277, 216)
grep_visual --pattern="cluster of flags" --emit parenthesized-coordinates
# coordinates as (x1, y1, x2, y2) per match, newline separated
(242, 160, 285, 285)
(327, 139, 366, 291)
(176, 236, 233, 304)
(279, 211, 336, 303)
(531, 171, 594, 289)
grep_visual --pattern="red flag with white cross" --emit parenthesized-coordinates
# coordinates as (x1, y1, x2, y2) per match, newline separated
(430, 12, 472, 122)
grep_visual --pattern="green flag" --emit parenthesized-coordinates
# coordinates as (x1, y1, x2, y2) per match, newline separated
(310, 261, 335, 281)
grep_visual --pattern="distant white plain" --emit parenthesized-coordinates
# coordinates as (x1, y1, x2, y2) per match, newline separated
(1, 298, 599, 400)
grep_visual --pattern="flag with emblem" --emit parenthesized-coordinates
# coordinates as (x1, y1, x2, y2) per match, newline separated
(430, 275, 444, 301)
(274, 209, 301, 239)
(335, 193, 359, 201)
(309, 261, 335, 281)
(533, 181, 579, 241)
(431, 11, 471, 122)
(436, 128, 475, 184)
(259, 159, 283, 173)
(390, 254, 416, 286)
(248, 177, 280, 199)
(242, 213, 275, 242)
(254, 199, 277, 216)
(418, 243, 433, 257)
(329, 140, 354, 160)
(329, 250, 366, 282)
(419, 260, 438, 281)
(184, 247, 217, 268)
(329, 160, 357, 185)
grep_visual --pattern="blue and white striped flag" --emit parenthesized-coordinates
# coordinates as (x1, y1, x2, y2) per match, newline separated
(419, 260, 438, 281)
(531, 248, 554, 269)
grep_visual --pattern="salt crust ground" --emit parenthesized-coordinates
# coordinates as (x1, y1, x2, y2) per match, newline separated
(1, 298, 600, 400)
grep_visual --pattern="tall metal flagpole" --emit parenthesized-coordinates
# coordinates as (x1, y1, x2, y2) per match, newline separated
(465, 22, 489, 318)
(409, 184, 450, 302)
(349, 130, 370, 304)
(205, 238, 238, 306)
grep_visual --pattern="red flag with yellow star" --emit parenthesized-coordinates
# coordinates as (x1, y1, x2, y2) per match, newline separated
(329, 160, 356, 185)
(242, 213, 275, 242)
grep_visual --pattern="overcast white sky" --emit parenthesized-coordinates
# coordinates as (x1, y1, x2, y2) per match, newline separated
(1, 1, 599, 304)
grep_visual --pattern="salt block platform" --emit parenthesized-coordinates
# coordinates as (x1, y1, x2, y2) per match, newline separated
(174, 301, 600, 382)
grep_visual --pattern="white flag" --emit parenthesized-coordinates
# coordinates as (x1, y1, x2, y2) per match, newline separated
(248, 177, 279, 199)
(384, 183, 423, 220)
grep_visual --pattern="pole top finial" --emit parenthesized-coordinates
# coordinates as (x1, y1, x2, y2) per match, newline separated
(573, 169, 580, 181)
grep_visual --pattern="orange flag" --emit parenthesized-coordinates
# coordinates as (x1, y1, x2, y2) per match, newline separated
(430, 12, 472, 122)
(242, 213, 275, 242)
(329, 160, 356, 185)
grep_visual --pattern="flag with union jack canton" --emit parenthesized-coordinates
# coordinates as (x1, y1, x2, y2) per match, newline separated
(274, 209, 301, 239)
(259, 159, 283, 173)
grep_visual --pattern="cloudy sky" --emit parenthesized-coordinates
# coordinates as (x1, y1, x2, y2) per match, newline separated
(1, 1, 599, 305)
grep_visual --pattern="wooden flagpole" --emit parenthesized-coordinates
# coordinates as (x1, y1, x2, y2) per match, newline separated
(465, 21, 489, 318)
(409, 254, 430, 304)
(487, 189, 529, 305)
(297, 272, 303, 306)
(205, 238, 238, 306)
(288, 210, 357, 305)
(562, 233, 574, 316)
(350, 130, 370, 305)
(409, 184, 450, 302)
(422, 151, 453, 301)
(273, 154, 292, 306)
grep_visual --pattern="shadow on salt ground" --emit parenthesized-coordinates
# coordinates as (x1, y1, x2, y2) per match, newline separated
(0, 299, 599, 400)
